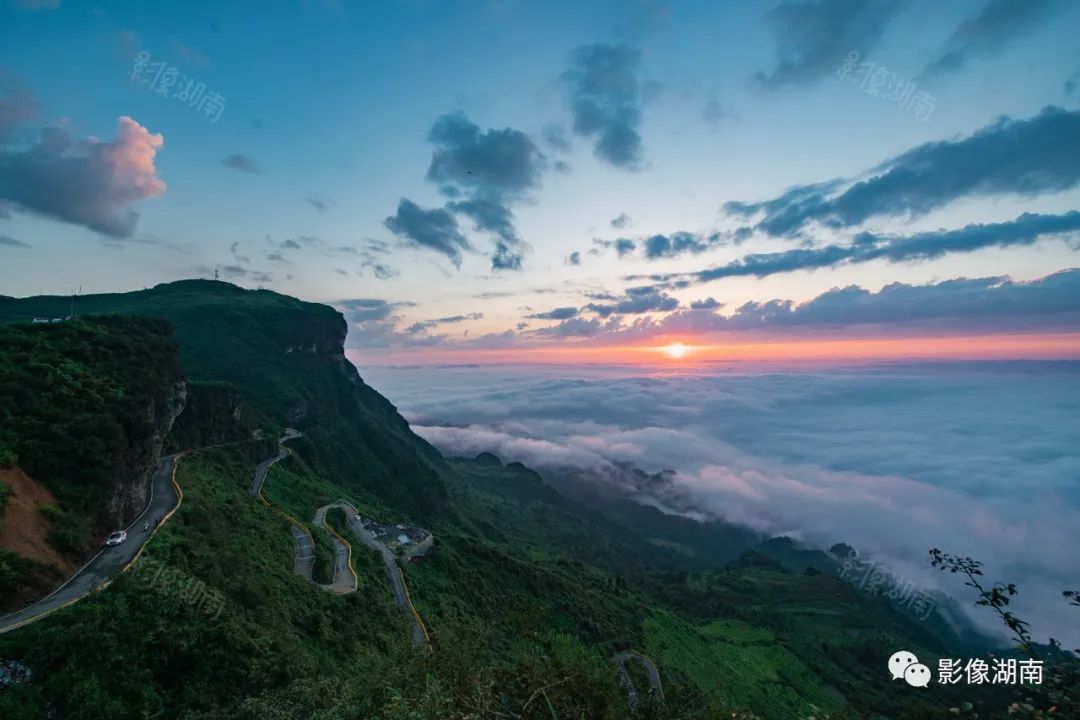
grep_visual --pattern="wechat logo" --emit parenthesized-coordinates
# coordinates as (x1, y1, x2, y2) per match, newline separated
(890, 650, 931, 688)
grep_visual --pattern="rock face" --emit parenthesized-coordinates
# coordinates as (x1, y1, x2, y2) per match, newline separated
(168, 382, 251, 450)
(105, 379, 187, 527)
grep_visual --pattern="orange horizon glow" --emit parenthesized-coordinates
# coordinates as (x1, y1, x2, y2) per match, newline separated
(349, 332, 1080, 366)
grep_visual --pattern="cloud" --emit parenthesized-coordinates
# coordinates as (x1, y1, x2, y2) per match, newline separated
(338, 297, 456, 348)
(0, 116, 166, 238)
(542, 123, 572, 153)
(446, 198, 523, 270)
(384, 198, 471, 267)
(220, 153, 261, 174)
(0, 234, 29, 247)
(528, 306, 579, 321)
(690, 297, 722, 310)
(516, 270, 1080, 346)
(305, 196, 334, 212)
(427, 112, 546, 197)
(561, 43, 646, 169)
(565, 251, 582, 266)
(218, 264, 272, 284)
(585, 285, 679, 317)
(725, 107, 1080, 237)
(702, 100, 732, 128)
(405, 311, 484, 335)
(654, 269, 1080, 335)
(534, 316, 606, 337)
(367, 362, 1080, 647)
(594, 237, 637, 257)
(919, 0, 1059, 81)
(610, 212, 632, 229)
(361, 259, 399, 280)
(659, 211, 1080, 286)
(753, 0, 906, 89)
(425, 112, 551, 270)
(642, 231, 717, 259)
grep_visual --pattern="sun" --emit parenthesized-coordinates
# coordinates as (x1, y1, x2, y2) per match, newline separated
(661, 342, 689, 359)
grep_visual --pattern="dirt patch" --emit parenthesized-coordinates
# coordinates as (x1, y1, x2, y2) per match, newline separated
(0, 467, 74, 574)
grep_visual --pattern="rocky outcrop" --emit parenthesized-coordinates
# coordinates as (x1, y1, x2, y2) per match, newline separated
(167, 381, 252, 450)
(105, 379, 187, 527)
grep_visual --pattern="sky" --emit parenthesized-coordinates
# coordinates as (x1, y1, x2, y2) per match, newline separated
(2, 0, 1080, 364)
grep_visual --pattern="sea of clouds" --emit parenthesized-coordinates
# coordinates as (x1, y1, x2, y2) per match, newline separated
(360, 360, 1080, 647)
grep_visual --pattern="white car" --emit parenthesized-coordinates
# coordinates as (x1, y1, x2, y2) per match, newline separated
(105, 530, 127, 547)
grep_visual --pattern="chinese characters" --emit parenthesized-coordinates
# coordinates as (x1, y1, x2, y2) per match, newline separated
(839, 550, 937, 621)
(130, 553, 226, 621)
(837, 50, 935, 122)
(130, 50, 226, 123)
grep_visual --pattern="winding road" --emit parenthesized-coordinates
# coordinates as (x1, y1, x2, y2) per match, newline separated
(0, 453, 183, 634)
(250, 436, 428, 645)
(320, 500, 429, 647)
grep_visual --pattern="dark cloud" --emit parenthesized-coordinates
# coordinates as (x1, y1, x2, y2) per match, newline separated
(656, 211, 1080, 286)
(594, 237, 637, 257)
(446, 198, 524, 270)
(690, 297, 722, 310)
(561, 43, 646, 169)
(919, 0, 1058, 81)
(427, 112, 545, 197)
(220, 153, 261, 174)
(702, 100, 732, 128)
(280, 238, 303, 250)
(585, 285, 679, 317)
(542, 123, 572, 153)
(726, 107, 1080, 237)
(753, 0, 906, 89)
(722, 269, 1080, 331)
(565, 251, 582, 266)
(642, 232, 717, 259)
(406, 311, 484, 335)
(422, 111, 548, 270)
(384, 198, 471, 268)
(1066, 69, 1080, 97)
(305, 196, 334, 212)
(534, 317, 605, 337)
(528, 306, 579, 321)
(218, 264, 273, 284)
(610, 212, 632, 229)
(361, 259, 399, 280)
(0, 234, 29, 247)
(0, 117, 166, 238)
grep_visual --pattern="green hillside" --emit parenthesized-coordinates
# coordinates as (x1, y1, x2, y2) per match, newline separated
(0, 280, 446, 519)
(0, 282, 1010, 718)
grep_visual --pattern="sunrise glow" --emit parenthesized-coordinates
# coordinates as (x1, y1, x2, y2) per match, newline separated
(661, 342, 690, 359)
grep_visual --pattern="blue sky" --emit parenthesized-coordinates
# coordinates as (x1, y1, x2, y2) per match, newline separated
(1, 0, 1079, 360)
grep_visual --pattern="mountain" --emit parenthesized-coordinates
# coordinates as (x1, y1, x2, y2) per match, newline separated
(0, 281, 1004, 719)
(0, 280, 447, 519)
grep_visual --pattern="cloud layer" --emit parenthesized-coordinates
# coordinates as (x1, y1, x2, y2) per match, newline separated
(362, 362, 1080, 647)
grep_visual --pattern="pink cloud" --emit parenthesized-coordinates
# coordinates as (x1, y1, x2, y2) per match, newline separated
(0, 116, 166, 237)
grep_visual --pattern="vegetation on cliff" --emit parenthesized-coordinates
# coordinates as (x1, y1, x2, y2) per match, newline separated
(0, 316, 183, 563)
